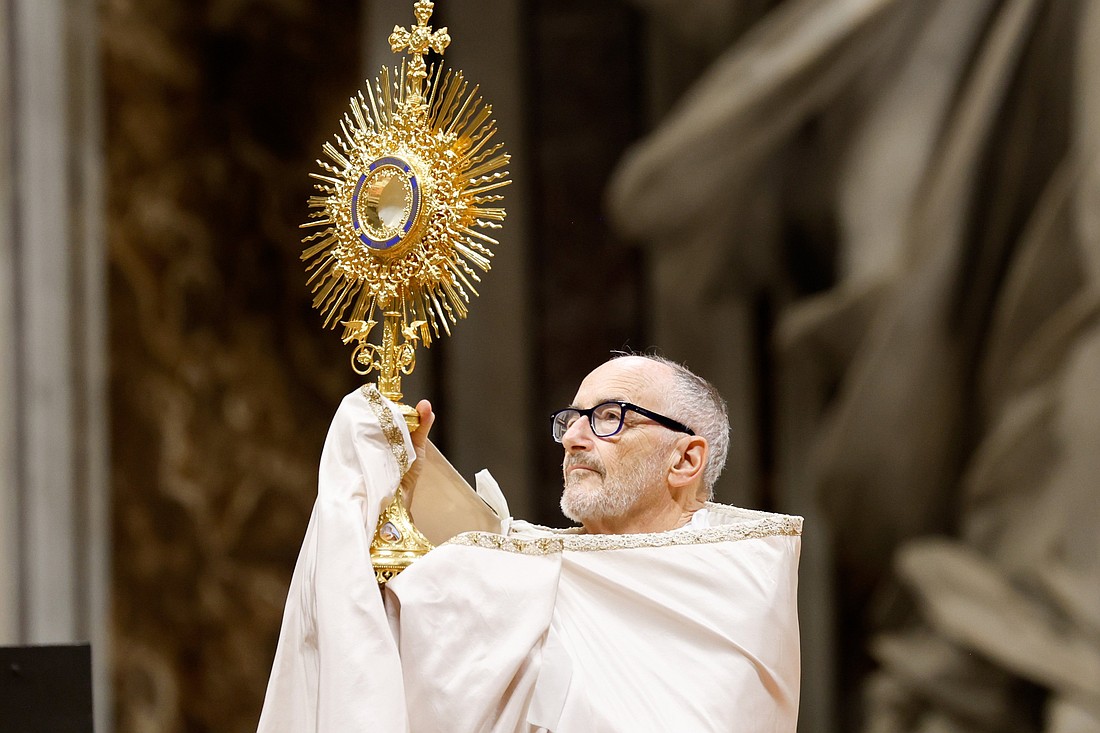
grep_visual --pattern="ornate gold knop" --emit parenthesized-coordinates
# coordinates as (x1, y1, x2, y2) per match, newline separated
(302, 0, 510, 426)
(370, 487, 435, 584)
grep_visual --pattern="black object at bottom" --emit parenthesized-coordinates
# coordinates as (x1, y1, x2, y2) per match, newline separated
(0, 644, 93, 732)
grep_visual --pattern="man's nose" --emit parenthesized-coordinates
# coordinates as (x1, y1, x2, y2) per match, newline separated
(560, 416, 594, 452)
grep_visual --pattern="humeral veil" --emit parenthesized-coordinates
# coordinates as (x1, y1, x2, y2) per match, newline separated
(257, 386, 802, 732)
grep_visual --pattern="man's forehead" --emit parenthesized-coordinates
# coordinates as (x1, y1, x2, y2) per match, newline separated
(571, 357, 672, 407)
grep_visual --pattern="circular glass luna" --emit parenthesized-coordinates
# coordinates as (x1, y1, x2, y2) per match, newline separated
(351, 156, 423, 253)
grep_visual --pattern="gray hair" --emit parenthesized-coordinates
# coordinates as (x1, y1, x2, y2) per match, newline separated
(613, 352, 730, 499)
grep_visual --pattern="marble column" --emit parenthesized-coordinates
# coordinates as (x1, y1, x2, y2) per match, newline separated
(0, 0, 110, 730)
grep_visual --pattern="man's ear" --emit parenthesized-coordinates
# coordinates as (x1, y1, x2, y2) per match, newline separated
(667, 436, 707, 492)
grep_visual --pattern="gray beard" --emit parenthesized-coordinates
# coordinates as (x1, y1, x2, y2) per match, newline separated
(560, 447, 668, 526)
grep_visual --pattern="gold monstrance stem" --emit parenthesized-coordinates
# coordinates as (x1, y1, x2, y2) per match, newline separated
(377, 311, 419, 431)
(365, 310, 431, 584)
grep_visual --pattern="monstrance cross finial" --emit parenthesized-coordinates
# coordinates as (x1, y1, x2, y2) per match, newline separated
(388, 1, 451, 96)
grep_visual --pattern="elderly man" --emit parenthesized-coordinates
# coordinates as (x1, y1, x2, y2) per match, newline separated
(259, 354, 802, 732)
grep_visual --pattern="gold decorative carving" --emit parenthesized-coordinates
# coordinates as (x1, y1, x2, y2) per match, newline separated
(370, 487, 435, 584)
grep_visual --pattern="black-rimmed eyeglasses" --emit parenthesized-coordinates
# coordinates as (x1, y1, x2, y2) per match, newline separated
(550, 401, 695, 443)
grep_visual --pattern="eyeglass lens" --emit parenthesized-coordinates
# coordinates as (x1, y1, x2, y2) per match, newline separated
(552, 403, 626, 441)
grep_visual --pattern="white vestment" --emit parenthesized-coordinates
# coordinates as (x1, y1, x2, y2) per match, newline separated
(258, 386, 803, 732)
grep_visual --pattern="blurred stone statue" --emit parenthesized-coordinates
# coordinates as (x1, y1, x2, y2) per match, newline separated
(608, 0, 1100, 729)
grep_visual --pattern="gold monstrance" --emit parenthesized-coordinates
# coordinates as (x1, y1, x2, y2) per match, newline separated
(302, 1, 510, 583)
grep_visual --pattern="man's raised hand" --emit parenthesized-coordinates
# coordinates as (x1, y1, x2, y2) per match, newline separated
(401, 399, 435, 505)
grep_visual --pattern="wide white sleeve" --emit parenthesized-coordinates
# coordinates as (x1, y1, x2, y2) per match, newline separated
(257, 387, 413, 733)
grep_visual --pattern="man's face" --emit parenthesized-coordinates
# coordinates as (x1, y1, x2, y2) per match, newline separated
(559, 358, 678, 525)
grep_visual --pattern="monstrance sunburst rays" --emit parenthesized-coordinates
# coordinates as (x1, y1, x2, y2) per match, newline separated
(301, 0, 509, 425)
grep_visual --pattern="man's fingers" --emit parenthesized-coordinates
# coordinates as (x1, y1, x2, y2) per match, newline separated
(402, 400, 435, 508)
(411, 399, 435, 452)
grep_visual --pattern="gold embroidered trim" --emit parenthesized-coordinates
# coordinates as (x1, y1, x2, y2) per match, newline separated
(444, 533, 564, 555)
(445, 514, 803, 555)
(362, 383, 410, 474)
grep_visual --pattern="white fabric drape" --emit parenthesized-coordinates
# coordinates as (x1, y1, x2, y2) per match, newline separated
(258, 387, 802, 732)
